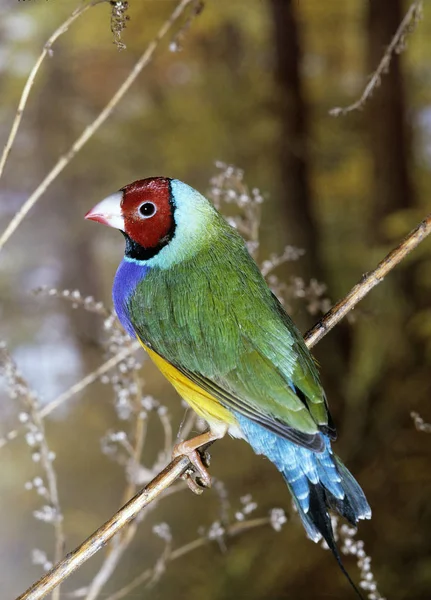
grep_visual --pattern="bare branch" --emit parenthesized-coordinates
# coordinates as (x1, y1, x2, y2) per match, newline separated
(104, 516, 271, 600)
(82, 372, 149, 600)
(304, 214, 431, 348)
(0, 0, 194, 254)
(338, 522, 385, 599)
(33, 286, 110, 317)
(330, 0, 423, 117)
(16, 457, 191, 600)
(0, 0, 103, 181)
(15, 210, 431, 600)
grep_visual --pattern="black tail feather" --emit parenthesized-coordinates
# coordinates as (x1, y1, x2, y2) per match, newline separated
(308, 484, 365, 600)
(326, 488, 357, 527)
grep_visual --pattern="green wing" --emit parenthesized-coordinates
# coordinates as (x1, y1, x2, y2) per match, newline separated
(128, 228, 334, 451)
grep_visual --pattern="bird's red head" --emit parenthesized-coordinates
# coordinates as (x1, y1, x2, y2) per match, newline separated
(120, 177, 175, 248)
(85, 177, 176, 260)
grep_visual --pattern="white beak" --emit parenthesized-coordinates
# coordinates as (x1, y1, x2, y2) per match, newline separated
(85, 191, 125, 230)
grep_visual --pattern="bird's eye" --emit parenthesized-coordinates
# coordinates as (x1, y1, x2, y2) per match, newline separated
(138, 202, 157, 218)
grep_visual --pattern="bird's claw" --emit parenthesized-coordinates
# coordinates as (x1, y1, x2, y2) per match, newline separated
(183, 469, 205, 495)
(173, 444, 212, 495)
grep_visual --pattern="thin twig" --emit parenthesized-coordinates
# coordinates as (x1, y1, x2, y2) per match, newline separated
(105, 517, 271, 600)
(159, 408, 174, 463)
(330, 0, 423, 117)
(72, 483, 184, 600)
(0, 0, 103, 181)
(304, 214, 431, 347)
(83, 543, 128, 600)
(176, 409, 197, 443)
(0, 340, 141, 450)
(33, 286, 110, 317)
(0, 346, 65, 600)
(82, 371, 148, 600)
(15, 211, 431, 600)
(125, 372, 148, 493)
(16, 457, 191, 600)
(0, 0, 194, 254)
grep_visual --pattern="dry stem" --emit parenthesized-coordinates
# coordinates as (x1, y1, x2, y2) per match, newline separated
(330, 0, 423, 117)
(104, 516, 271, 600)
(82, 371, 148, 600)
(0, 346, 65, 600)
(304, 213, 431, 347)
(0, 1, 103, 181)
(15, 212, 431, 600)
(0, 0, 194, 254)
(16, 457, 190, 600)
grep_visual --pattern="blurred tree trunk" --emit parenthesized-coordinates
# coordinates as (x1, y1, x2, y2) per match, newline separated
(341, 0, 420, 456)
(268, 0, 322, 282)
(268, 0, 353, 416)
(366, 0, 418, 333)
(367, 0, 416, 224)
(365, 3, 422, 368)
(342, 6, 430, 587)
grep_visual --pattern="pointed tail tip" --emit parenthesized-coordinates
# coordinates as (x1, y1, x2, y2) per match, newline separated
(330, 542, 367, 600)
(307, 484, 367, 600)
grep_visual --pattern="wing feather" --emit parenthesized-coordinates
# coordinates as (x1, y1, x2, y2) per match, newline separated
(128, 224, 334, 452)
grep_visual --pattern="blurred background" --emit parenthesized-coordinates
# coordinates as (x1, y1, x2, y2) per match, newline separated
(1, 0, 431, 598)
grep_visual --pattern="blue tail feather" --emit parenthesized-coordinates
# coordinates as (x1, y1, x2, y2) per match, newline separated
(235, 413, 371, 599)
(235, 413, 370, 532)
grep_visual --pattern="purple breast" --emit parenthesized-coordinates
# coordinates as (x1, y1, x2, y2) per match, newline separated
(112, 259, 149, 337)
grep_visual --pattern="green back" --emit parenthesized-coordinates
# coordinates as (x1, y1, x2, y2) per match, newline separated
(128, 216, 331, 450)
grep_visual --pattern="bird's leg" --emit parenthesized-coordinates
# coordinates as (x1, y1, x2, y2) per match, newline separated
(173, 429, 225, 495)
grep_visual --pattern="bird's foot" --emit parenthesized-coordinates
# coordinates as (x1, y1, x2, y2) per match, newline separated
(173, 430, 222, 495)
(183, 449, 211, 494)
(173, 441, 212, 495)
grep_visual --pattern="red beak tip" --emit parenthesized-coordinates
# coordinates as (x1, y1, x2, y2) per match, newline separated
(85, 211, 111, 226)
(85, 194, 123, 228)
(85, 210, 100, 222)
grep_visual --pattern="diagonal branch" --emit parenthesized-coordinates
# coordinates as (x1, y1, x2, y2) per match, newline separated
(0, 0, 104, 181)
(0, 0, 194, 254)
(82, 371, 150, 600)
(16, 457, 190, 600)
(330, 0, 423, 117)
(104, 516, 271, 600)
(15, 212, 431, 600)
(304, 213, 431, 347)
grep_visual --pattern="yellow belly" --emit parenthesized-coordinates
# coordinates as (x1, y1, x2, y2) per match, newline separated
(142, 343, 236, 427)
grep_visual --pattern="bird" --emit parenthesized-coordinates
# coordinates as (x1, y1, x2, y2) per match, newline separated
(86, 177, 371, 597)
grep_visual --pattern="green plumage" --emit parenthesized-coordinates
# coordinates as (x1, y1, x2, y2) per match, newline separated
(89, 178, 370, 597)
(127, 210, 331, 450)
